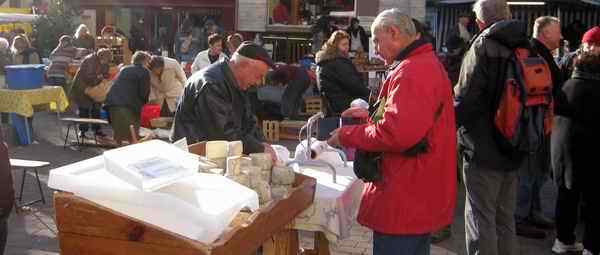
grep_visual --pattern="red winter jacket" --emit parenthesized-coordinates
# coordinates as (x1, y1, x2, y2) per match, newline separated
(339, 43, 456, 234)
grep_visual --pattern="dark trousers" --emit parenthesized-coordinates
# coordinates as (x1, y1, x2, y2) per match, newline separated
(78, 106, 101, 133)
(516, 154, 548, 222)
(556, 181, 599, 254)
(373, 232, 431, 255)
(0, 206, 11, 254)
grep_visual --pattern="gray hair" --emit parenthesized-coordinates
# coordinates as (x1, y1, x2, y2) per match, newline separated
(371, 9, 416, 36)
(473, 0, 510, 25)
(533, 16, 560, 38)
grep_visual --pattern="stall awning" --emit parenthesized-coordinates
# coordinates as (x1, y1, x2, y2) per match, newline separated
(0, 13, 37, 23)
(68, 0, 235, 8)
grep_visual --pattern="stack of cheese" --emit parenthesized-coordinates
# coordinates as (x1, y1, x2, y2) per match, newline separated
(202, 140, 296, 205)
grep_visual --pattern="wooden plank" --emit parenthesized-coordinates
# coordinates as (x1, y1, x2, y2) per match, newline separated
(54, 193, 210, 252)
(54, 174, 315, 255)
(58, 232, 201, 255)
(209, 174, 315, 255)
(263, 226, 299, 255)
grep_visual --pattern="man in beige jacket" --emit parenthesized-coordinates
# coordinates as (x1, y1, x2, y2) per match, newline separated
(148, 56, 186, 116)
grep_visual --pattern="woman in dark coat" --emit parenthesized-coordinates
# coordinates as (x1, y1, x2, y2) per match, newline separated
(104, 51, 151, 145)
(316, 30, 369, 117)
(557, 51, 600, 255)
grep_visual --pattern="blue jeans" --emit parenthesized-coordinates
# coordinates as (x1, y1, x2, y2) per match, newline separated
(515, 154, 548, 222)
(373, 232, 431, 255)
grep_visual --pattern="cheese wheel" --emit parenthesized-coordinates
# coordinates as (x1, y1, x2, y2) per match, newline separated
(253, 180, 272, 204)
(227, 141, 244, 157)
(226, 156, 242, 176)
(271, 166, 295, 185)
(271, 185, 292, 200)
(249, 153, 273, 171)
(206, 140, 228, 159)
(229, 174, 250, 187)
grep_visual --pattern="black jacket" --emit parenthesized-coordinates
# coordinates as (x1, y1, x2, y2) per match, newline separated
(559, 66, 600, 186)
(104, 64, 150, 114)
(170, 59, 265, 154)
(316, 50, 369, 116)
(530, 39, 566, 115)
(454, 20, 530, 171)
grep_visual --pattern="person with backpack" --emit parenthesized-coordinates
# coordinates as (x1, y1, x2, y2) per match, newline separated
(552, 27, 600, 255)
(454, 0, 546, 253)
(512, 16, 563, 240)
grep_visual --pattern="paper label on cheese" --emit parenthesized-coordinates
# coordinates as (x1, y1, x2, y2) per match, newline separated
(128, 156, 186, 180)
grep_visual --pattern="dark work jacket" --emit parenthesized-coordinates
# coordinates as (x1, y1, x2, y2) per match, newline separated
(104, 64, 151, 115)
(454, 20, 530, 171)
(0, 128, 14, 214)
(316, 50, 369, 116)
(170, 59, 265, 154)
(530, 39, 566, 116)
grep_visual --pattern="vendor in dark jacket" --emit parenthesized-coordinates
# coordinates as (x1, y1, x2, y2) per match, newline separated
(316, 30, 369, 117)
(104, 51, 151, 145)
(0, 128, 14, 254)
(171, 42, 278, 157)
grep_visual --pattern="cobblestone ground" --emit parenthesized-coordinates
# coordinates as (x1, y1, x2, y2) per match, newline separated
(2, 112, 569, 255)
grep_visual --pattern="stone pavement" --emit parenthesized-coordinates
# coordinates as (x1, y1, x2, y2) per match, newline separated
(2, 112, 571, 255)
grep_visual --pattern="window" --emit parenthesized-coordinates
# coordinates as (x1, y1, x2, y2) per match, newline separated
(267, 0, 355, 26)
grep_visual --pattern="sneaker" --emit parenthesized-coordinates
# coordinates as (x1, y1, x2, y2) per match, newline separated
(530, 213, 555, 229)
(516, 223, 546, 239)
(583, 249, 593, 255)
(552, 239, 584, 253)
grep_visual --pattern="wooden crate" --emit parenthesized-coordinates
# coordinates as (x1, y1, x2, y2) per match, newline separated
(279, 120, 307, 140)
(54, 142, 317, 255)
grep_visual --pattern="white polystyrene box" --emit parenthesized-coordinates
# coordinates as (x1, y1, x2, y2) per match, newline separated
(48, 156, 259, 243)
(102, 140, 199, 192)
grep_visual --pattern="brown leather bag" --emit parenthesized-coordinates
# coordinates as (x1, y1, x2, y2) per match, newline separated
(85, 79, 112, 103)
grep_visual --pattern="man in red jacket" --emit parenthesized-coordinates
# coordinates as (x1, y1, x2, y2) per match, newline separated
(328, 9, 456, 254)
(0, 128, 14, 254)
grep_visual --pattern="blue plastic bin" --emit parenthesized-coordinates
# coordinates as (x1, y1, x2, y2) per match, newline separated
(5, 64, 46, 90)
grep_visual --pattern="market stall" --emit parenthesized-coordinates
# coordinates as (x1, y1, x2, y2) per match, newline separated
(49, 140, 318, 255)
(0, 8, 37, 34)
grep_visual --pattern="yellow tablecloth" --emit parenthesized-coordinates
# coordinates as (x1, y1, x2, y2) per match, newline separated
(0, 86, 69, 117)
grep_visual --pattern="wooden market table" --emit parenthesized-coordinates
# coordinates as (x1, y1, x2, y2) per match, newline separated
(53, 142, 318, 255)
(0, 86, 69, 143)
